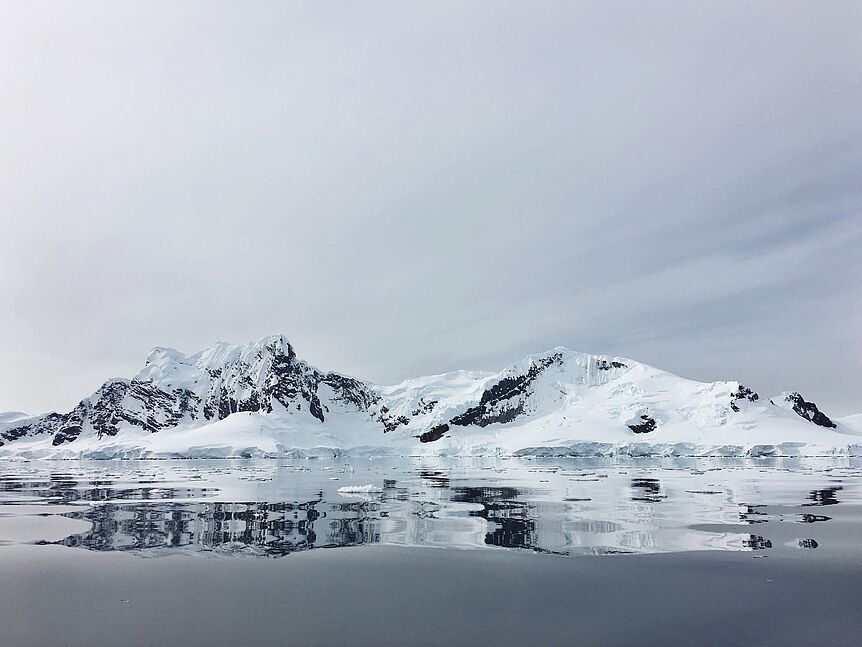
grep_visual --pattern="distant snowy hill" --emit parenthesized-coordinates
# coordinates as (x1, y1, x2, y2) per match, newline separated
(840, 414, 862, 434)
(0, 334, 859, 459)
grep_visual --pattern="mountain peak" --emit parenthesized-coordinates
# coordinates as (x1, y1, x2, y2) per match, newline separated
(142, 335, 299, 378)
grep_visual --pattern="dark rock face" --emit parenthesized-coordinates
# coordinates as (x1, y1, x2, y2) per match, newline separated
(379, 405, 410, 433)
(322, 374, 378, 411)
(450, 353, 564, 428)
(255, 345, 377, 424)
(419, 424, 449, 443)
(1, 413, 54, 445)
(263, 342, 327, 422)
(51, 402, 88, 445)
(92, 380, 200, 437)
(783, 392, 836, 428)
(410, 399, 437, 416)
(24, 378, 214, 447)
(1, 411, 70, 447)
(628, 415, 657, 434)
(596, 359, 627, 371)
(0, 423, 32, 444)
(730, 384, 759, 412)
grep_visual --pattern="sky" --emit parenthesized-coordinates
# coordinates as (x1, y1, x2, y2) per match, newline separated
(0, 1, 860, 416)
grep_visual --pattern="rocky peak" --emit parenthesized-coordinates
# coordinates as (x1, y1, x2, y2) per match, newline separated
(1, 335, 378, 447)
(779, 392, 837, 428)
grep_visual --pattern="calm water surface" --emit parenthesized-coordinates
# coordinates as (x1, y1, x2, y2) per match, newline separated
(3, 457, 862, 647)
(1, 456, 860, 557)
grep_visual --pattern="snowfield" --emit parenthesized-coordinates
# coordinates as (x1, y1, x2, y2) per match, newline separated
(0, 335, 859, 459)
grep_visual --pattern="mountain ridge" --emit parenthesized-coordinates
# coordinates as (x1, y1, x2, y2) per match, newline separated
(0, 334, 859, 459)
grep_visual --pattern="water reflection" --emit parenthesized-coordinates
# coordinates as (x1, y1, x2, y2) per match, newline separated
(0, 457, 861, 558)
(631, 478, 665, 502)
(738, 505, 768, 524)
(742, 535, 773, 550)
(451, 487, 538, 551)
(806, 486, 842, 506)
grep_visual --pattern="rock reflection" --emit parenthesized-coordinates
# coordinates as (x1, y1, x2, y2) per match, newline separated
(419, 470, 450, 489)
(738, 504, 769, 524)
(806, 486, 842, 506)
(742, 534, 773, 550)
(631, 478, 665, 502)
(799, 513, 830, 523)
(59, 498, 381, 556)
(0, 474, 210, 504)
(451, 486, 538, 551)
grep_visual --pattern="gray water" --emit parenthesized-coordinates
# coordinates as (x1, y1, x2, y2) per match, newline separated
(1, 457, 861, 645)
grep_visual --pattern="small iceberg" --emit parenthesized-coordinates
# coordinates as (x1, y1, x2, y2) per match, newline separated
(337, 484, 384, 494)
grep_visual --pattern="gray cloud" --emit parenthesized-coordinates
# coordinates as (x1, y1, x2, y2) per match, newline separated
(1, 1, 860, 415)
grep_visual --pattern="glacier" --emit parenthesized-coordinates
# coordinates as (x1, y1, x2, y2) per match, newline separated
(0, 334, 859, 459)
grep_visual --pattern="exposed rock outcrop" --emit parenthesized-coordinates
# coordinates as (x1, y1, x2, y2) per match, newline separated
(730, 384, 759, 412)
(449, 352, 564, 428)
(781, 392, 836, 428)
(419, 424, 449, 443)
(628, 415, 657, 434)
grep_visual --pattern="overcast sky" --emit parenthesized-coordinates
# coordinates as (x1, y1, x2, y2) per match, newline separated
(1, 1, 860, 416)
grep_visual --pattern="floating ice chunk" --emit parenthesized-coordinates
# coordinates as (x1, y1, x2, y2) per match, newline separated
(337, 484, 383, 493)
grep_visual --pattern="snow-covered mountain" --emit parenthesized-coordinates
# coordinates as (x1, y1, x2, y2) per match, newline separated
(0, 334, 859, 459)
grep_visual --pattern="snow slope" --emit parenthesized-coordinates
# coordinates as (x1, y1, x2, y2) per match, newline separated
(0, 335, 859, 459)
(839, 414, 862, 434)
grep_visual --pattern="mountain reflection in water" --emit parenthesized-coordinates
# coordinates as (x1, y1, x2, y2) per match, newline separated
(0, 457, 860, 558)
